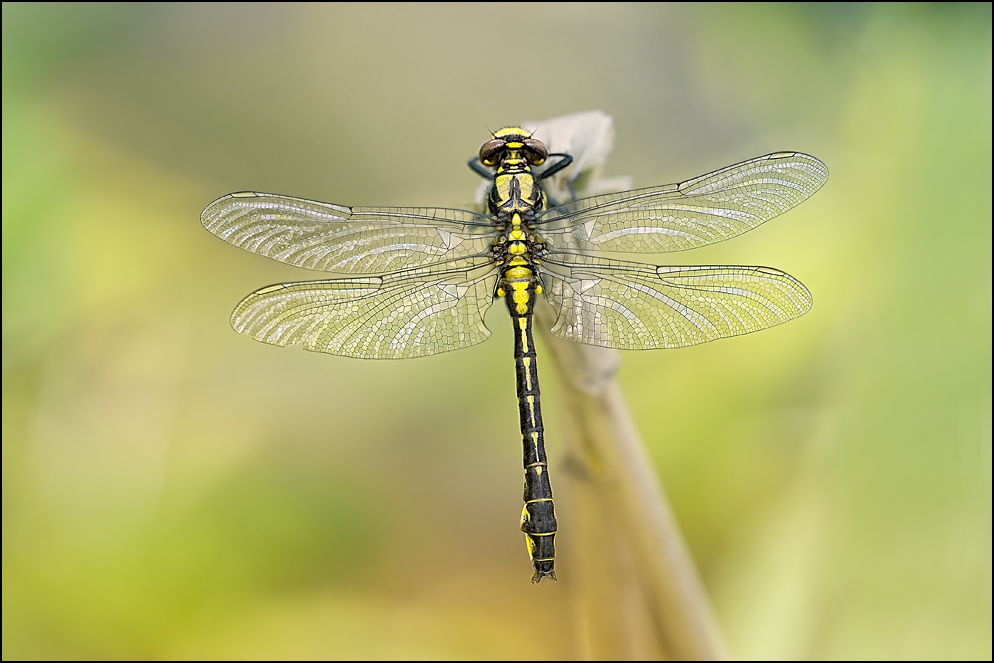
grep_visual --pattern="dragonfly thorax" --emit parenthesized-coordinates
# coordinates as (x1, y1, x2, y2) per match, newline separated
(483, 129, 550, 229)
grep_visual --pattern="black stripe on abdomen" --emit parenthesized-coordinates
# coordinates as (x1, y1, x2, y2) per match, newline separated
(511, 309, 558, 583)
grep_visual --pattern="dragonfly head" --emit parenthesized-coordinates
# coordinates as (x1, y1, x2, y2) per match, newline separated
(480, 127, 549, 168)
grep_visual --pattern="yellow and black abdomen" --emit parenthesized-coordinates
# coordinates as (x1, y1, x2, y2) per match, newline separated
(499, 259, 558, 582)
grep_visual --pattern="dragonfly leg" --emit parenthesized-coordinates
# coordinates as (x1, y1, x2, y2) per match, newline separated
(536, 152, 573, 181)
(467, 157, 494, 179)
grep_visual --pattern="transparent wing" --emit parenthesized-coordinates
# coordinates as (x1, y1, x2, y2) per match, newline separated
(539, 253, 811, 349)
(231, 262, 499, 359)
(202, 192, 496, 274)
(535, 152, 828, 253)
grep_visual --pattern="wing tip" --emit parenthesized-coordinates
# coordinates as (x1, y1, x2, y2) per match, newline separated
(767, 151, 830, 184)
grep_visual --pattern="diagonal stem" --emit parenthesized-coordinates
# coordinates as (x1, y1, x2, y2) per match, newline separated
(534, 300, 728, 660)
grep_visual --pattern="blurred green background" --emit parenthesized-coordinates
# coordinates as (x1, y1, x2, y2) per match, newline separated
(3, 3, 990, 659)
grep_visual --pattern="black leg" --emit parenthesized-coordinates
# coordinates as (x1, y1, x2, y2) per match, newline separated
(536, 153, 574, 181)
(467, 157, 495, 179)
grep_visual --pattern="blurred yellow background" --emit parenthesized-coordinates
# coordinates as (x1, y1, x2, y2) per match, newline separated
(3, 3, 990, 659)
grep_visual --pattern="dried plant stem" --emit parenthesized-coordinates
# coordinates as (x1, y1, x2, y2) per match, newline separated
(534, 301, 728, 660)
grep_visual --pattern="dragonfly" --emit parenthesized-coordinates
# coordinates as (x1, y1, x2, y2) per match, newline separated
(201, 124, 828, 582)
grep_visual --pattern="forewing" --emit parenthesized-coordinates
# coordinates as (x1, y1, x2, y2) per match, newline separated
(540, 254, 811, 349)
(536, 152, 828, 253)
(231, 264, 499, 359)
(202, 192, 495, 273)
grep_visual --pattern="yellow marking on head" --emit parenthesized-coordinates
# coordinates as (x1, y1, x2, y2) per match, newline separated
(495, 126, 528, 138)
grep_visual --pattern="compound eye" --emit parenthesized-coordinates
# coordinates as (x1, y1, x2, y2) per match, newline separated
(479, 139, 505, 166)
(523, 138, 549, 165)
